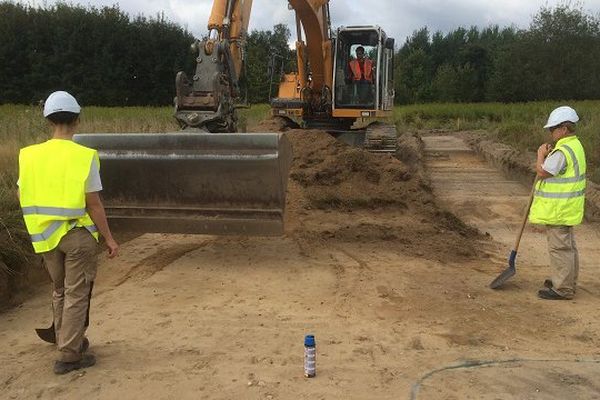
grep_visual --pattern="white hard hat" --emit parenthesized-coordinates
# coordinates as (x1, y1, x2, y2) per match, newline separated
(43, 91, 81, 117)
(543, 106, 579, 129)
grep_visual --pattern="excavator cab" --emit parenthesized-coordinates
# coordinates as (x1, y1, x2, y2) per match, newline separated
(270, 23, 396, 152)
(332, 26, 395, 115)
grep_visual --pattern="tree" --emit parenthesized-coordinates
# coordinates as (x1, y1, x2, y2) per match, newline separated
(489, 5, 600, 102)
(0, 2, 195, 106)
(246, 23, 293, 103)
(396, 28, 434, 103)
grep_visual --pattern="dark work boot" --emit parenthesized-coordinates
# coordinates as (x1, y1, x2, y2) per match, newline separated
(81, 337, 89, 353)
(537, 288, 569, 300)
(54, 354, 96, 375)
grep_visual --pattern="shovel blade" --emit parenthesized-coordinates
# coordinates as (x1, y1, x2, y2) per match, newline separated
(35, 323, 56, 344)
(489, 265, 516, 289)
(490, 250, 518, 289)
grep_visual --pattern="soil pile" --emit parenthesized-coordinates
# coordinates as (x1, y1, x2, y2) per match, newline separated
(251, 123, 485, 262)
(286, 130, 418, 210)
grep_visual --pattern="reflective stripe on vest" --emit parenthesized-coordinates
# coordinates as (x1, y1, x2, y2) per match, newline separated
(22, 206, 87, 217)
(534, 189, 586, 199)
(529, 136, 586, 226)
(29, 221, 97, 243)
(29, 220, 68, 243)
(19, 139, 100, 253)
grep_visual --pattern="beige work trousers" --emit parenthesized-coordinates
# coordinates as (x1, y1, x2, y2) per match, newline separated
(546, 225, 579, 299)
(42, 228, 98, 362)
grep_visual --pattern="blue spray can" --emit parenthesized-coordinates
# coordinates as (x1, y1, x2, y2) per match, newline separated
(304, 334, 316, 378)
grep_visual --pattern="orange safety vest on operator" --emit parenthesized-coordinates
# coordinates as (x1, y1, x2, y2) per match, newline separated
(349, 59, 373, 82)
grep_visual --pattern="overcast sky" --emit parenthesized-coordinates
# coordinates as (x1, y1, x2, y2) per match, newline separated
(20, 0, 600, 43)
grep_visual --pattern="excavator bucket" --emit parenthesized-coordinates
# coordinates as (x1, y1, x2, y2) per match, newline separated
(73, 132, 292, 236)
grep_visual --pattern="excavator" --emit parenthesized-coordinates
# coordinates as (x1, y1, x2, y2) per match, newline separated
(175, 0, 396, 151)
(73, 0, 396, 236)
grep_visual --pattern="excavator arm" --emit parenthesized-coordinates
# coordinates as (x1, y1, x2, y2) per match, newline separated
(175, 0, 334, 132)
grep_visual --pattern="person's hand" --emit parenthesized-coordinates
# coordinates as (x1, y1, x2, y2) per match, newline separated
(537, 143, 552, 158)
(105, 238, 119, 258)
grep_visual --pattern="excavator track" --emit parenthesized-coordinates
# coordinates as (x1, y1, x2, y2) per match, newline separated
(363, 122, 398, 153)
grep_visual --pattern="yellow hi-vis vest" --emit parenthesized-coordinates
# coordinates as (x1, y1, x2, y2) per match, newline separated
(529, 135, 586, 226)
(19, 139, 100, 253)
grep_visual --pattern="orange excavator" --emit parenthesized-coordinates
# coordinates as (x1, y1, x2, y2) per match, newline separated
(73, 0, 395, 236)
(175, 0, 396, 150)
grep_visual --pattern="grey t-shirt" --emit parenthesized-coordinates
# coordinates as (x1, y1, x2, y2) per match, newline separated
(18, 158, 102, 193)
(542, 151, 567, 177)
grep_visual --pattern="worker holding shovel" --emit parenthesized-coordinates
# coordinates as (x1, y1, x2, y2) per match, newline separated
(18, 91, 119, 373)
(530, 106, 586, 300)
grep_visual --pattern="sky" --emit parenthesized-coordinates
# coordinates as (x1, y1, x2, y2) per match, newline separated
(19, 0, 600, 44)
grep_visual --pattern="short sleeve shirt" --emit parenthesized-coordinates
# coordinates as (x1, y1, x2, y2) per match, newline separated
(18, 157, 102, 193)
(542, 150, 567, 177)
(86, 158, 102, 193)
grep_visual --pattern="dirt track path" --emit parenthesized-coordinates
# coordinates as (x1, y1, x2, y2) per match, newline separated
(1, 132, 600, 400)
(419, 133, 600, 398)
(423, 134, 600, 295)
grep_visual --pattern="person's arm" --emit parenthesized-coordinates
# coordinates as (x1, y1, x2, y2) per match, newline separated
(86, 192, 119, 258)
(536, 143, 554, 179)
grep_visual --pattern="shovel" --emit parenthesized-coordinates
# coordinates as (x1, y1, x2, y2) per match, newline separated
(35, 282, 94, 344)
(35, 323, 56, 344)
(489, 177, 539, 289)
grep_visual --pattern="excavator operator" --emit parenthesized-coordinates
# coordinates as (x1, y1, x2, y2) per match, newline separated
(346, 46, 373, 103)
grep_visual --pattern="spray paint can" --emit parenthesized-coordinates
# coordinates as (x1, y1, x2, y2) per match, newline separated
(304, 334, 316, 378)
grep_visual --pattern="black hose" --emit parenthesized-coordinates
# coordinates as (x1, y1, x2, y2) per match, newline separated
(410, 357, 600, 400)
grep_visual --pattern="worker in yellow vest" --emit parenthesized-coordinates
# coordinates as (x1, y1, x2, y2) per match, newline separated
(529, 106, 586, 300)
(18, 91, 119, 374)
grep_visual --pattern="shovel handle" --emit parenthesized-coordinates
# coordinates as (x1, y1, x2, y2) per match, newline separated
(513, 177, 539, 252)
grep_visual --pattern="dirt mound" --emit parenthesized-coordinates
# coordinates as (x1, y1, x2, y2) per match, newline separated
(269, 126, 484, 261)
(285, 130, 419, 210)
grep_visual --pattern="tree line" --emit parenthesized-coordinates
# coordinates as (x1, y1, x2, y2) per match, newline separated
(0, 2, 294, 107)
(1, 2, 600, 106)
(0, 2, 195, 106)
(395, 5, 600, 103)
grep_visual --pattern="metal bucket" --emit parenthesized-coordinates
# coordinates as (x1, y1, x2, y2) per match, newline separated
(74, 132, 292, 236)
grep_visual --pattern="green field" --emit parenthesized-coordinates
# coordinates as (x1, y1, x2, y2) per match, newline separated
(1, 101, 598, 297)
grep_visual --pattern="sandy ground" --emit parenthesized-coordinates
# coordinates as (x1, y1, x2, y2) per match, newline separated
(1, 131, 600, 399)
